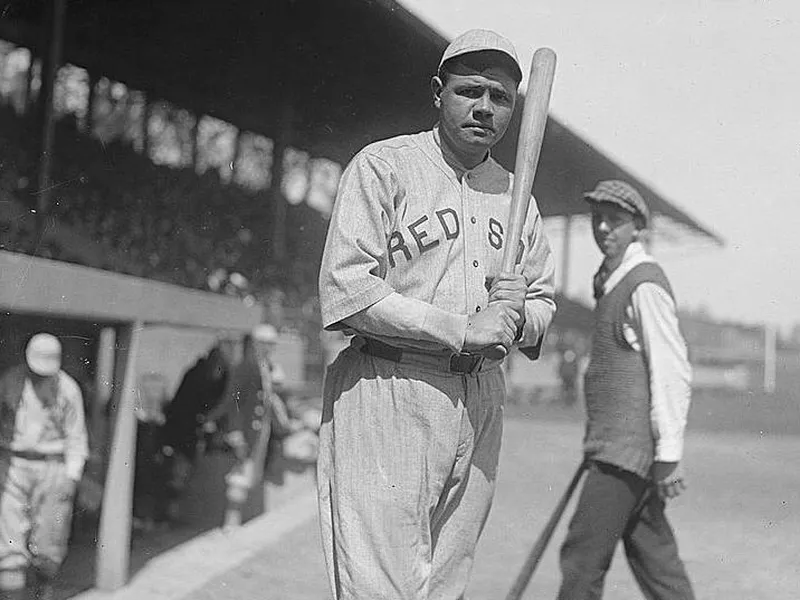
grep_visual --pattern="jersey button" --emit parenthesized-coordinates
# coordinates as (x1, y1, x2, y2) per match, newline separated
(470, 216, 477, 224)
(472, 260, 479, 267)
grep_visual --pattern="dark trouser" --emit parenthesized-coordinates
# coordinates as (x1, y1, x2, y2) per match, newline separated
(557, 461, 695, 600)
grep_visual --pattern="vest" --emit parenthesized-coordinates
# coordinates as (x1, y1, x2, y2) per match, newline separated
(583, 262, 674, 478)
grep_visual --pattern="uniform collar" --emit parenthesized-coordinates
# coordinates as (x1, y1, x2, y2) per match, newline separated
(429, 125, 495, 181)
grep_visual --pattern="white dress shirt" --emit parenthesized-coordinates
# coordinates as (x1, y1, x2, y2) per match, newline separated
(602, 242, 692, 463)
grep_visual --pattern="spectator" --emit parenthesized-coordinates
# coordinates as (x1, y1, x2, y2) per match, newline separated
(204, 325, 302, 523)
(160, 345, 229, 522)
(0, 333, 88, 600)
(556, 181, 695, 599)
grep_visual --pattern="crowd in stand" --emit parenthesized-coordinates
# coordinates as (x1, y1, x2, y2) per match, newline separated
(0, 105, 324, 317)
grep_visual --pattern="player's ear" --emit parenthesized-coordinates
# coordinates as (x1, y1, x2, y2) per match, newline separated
(431, 75, 444, 109)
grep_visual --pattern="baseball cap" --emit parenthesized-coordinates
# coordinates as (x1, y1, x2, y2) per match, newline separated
(25, 333, 62, 376)
(252, 324, 278, 344)
(583, 180, 650, 226)
(439, 29, 523, 83)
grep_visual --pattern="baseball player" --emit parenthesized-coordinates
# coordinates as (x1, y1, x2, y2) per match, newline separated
(317, 29, 556, 599)
(0, 333, 89, 600)
(556, 180, 695, 599)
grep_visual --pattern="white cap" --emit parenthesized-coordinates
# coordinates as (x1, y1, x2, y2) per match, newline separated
(439, 29, 523, 83)
(252, 324, 278, 344)
(25, 333, 62, 376)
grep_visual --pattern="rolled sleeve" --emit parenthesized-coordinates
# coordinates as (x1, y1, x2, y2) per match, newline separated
(344, 293, 469, 353)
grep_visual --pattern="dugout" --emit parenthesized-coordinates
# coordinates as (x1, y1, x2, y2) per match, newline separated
(0, 250, 262, 591)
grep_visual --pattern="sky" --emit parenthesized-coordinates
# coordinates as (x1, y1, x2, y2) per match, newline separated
(399, 0, 800, 332)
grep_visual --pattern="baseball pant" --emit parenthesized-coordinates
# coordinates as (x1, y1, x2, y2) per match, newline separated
(557, 460, 695, 600)
(317, 346, 505, 600)
(0, 456, 74, 583)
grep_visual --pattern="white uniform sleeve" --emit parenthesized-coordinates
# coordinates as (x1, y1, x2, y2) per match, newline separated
(630, 283, 692, 462)
(516, 205, 557, 359)
(318, 151, 397, 328)
(343, 293, 468, 353)
(319, 150, 469, 351)
(61, 374, 89, 481)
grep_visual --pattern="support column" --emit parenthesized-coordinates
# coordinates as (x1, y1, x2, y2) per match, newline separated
(763, 322, 777, 394)
(270, 102, 294, 262)
(560, 215, 572, 295)
(35, 0, 67, 216)
(85, 73, 97, 135)
(95, 321, 143, 591)
(92, 327, 115, 451)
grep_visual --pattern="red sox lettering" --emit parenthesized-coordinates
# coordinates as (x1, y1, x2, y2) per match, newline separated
(387, 209, 506, 268)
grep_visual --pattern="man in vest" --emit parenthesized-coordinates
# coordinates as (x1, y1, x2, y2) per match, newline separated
(556, 181, 695, 599)
(0, 333, 88, 600)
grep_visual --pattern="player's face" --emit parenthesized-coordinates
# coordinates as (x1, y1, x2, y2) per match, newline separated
(433, 63, 517, 167)
(591, 203, 640, 263)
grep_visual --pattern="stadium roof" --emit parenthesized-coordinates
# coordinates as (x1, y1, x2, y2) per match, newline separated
(0, 0, 722, 246)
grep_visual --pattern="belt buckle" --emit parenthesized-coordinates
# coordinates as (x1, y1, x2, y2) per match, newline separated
(449, 352, 484, 374)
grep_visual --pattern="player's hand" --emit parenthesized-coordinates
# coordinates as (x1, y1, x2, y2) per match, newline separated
(463, 303, 517, 352)
(651, 461, 687, 500)
(486, 272, 526, 328)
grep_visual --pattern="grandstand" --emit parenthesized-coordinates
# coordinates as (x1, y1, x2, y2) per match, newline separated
(0, 0, 723, 595)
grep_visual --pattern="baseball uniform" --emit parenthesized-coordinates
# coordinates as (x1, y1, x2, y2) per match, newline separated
(317, 125, 555, 599)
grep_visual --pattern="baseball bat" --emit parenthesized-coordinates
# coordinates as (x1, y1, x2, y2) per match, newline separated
(490, 47, 556, 357)
(504, 460, 587, 600)
(500, 47, 557, 273)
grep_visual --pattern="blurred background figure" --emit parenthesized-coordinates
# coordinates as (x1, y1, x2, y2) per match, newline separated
(132, 372, 169, 532)
(0, 333, 88, 600)
(160, 344, 229, 523)
(558, 347, 580, 406)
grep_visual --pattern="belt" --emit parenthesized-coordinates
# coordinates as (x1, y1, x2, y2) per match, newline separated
(360, 339, 488, 375)
(1, 449, 65, 462)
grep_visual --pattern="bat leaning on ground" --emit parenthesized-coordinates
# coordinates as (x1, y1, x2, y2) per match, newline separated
(491, 47, 557, 357)
(504, 460, 587, 600)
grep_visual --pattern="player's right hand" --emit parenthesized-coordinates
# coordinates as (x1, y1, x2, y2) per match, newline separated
(463, 303, 517, 352)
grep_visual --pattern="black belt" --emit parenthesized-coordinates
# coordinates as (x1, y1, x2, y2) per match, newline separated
(360, 339, 486, 375)
(2, 449, 65, 462)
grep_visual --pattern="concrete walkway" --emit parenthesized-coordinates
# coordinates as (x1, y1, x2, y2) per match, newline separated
(73, 489, 322, 600)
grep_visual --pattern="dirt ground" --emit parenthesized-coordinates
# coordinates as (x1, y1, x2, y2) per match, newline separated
(176, 394, 799, 600)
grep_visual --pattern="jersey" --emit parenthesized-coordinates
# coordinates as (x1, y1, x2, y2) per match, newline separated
(319, 126, 555, 355)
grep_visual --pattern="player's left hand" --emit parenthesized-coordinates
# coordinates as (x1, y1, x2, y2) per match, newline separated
(486, 272, 527, 326)
(651, 461, 687, 500)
